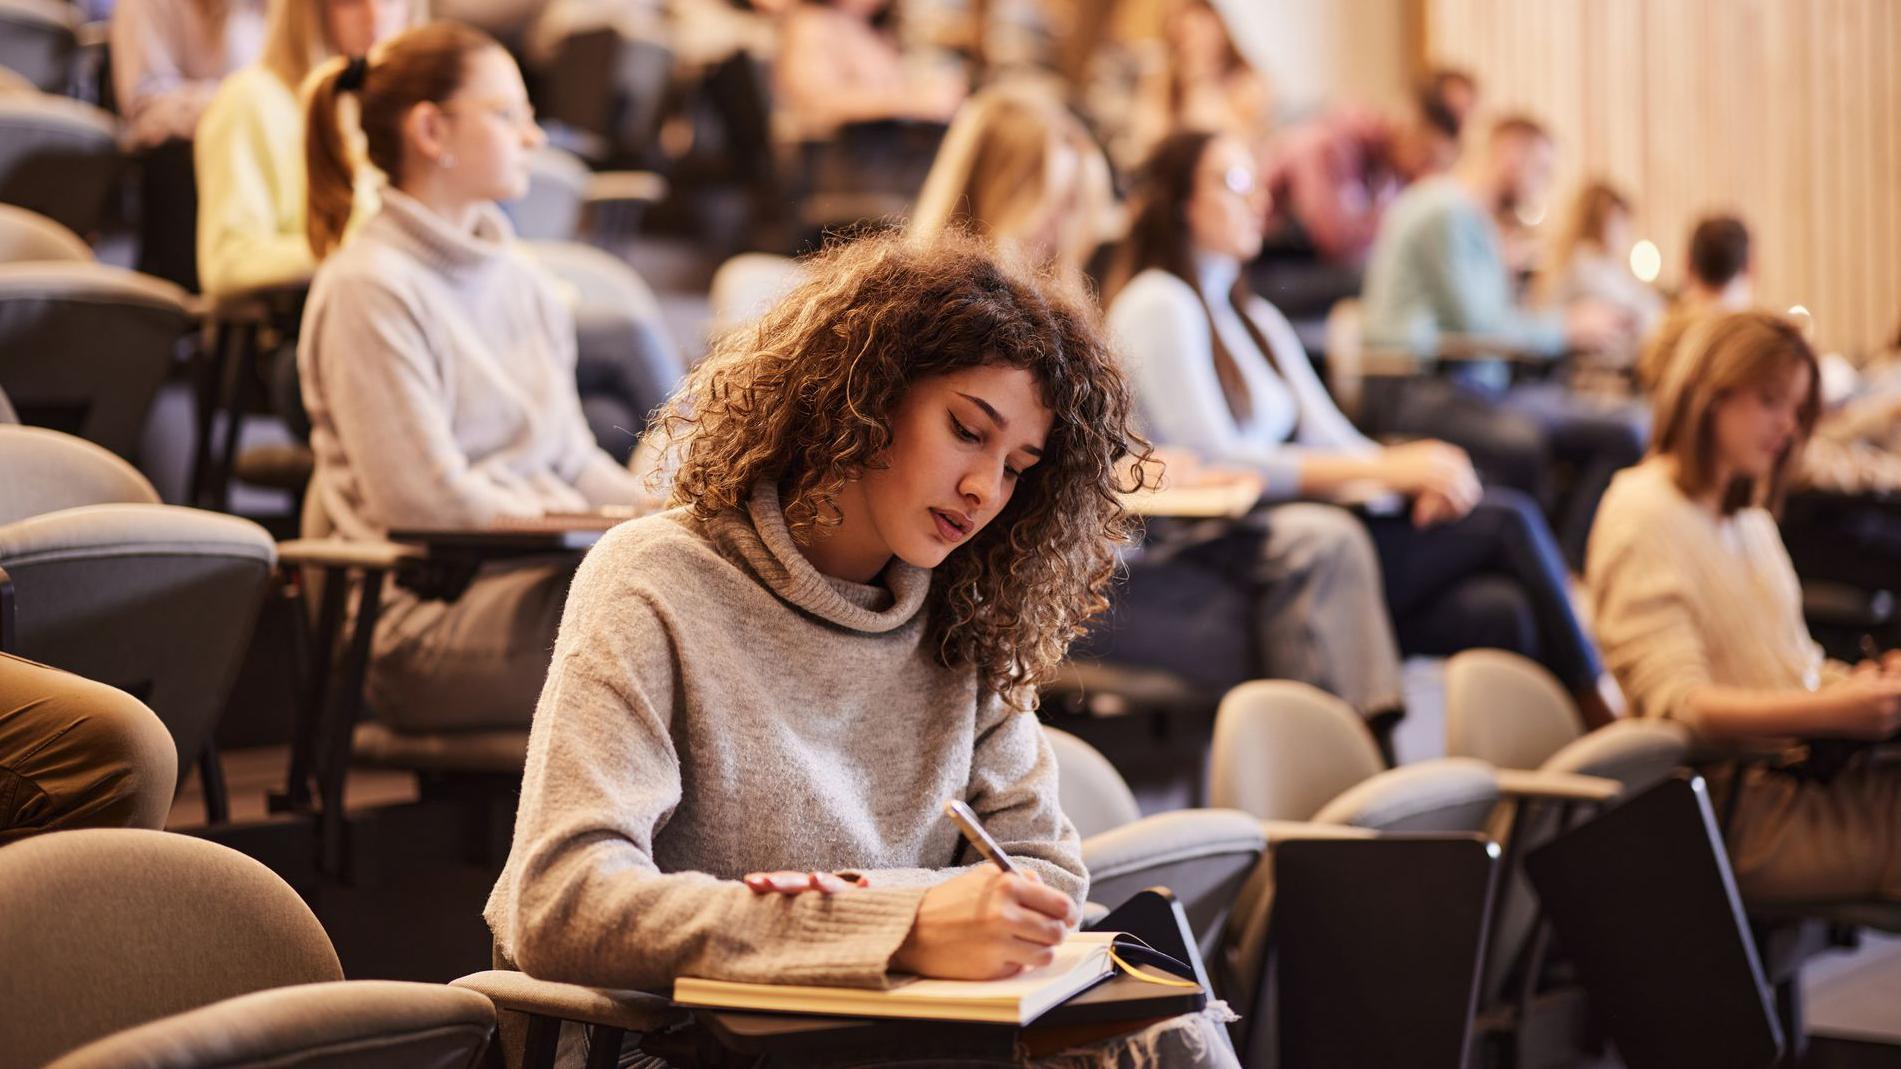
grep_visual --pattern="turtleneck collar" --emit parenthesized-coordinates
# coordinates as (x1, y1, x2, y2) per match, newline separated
(376, 187, 517, 279)
(1192, 249, 1242, 305)
(705, 481, 931, 634)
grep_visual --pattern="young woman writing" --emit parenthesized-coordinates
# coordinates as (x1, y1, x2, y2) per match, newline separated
(486, 233, 1236, 1065)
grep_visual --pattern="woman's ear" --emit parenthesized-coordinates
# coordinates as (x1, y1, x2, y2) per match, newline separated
(402, 100, 452, 171)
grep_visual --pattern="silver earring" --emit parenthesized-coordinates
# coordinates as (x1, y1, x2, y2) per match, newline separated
(439, 152, 457, 169)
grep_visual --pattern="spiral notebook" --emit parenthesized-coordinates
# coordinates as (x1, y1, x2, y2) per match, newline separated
(672, 932, 1119, 1025)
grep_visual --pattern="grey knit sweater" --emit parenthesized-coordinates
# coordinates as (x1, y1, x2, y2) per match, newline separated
(484, 482, 1088, 991)
(298, 188, 643, 542)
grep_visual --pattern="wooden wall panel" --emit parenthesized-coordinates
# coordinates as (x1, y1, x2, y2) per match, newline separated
(1426, 0, 1901, 357)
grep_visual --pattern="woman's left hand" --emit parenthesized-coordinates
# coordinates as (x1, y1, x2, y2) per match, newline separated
(743, 871, 868, 895)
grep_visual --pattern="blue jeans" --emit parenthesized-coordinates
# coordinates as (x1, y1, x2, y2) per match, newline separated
(1360, 488, 1603, 693)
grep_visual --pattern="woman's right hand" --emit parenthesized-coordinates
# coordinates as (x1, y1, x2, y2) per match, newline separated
(890, 864, 1078, 980)
(1821, 673, 1901, 740)
(1379, 440, 1481, 522)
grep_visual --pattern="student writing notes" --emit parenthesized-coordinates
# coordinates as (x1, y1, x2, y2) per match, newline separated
(486, 234, 1237, 1066)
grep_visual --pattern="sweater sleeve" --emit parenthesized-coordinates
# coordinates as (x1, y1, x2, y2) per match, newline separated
(1425, 206, 1566, 357)
(195, 78, 317, 298)
(306, 277, 551, 529)
(1586, 504, 1716, 731)
(1109, 276, 1305, 498)
(499, 552, 927, 991)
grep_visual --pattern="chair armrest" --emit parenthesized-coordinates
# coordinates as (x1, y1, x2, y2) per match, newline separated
(277, 537, 418, 571)
(1495, 768, 1621, 804)
(450, 970, 679, 1033)
(45, 981, 494, 1069)
(585, 171, 669, 207)
(1260, 820, 1380, 843)
(1082, 808, 1265, 882)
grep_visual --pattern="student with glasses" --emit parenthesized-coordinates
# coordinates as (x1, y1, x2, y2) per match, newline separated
(1108, 130, 1615, 729)
(296, 22, 648, 735)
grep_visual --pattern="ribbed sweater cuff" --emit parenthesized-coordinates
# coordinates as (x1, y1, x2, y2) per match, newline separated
(763, 886, 929, 989)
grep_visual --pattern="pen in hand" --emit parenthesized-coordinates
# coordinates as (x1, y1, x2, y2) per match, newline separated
(944, 798, 1019, 876)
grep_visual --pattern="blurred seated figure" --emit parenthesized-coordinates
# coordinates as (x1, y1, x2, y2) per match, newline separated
(111, 0, 269, 288)
(195, 0, 419, 299)
(773, 0, 963, 143)
(1108, 130, 1615, 730)
(1539, 180, 1663, 349)
(1259, 69, 1476, 269)
(1360, 114, 1646, 568)
(909, 87, 1406, 729)
(1637, 214, 1755, 390)
(0, 653, 176, 844)
(1588, 311, 1901, 903)
(298, 23, 648, 733)
(110, 0, 266, 150)
(906, 83, 1116, 292)
(1127, 0, 1270, 171)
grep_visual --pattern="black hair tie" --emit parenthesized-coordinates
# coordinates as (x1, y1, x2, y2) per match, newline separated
(338, 55, 369, 92)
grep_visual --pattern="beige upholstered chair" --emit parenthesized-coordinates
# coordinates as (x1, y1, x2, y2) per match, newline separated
(1443, 649, 1691, 1061)
(0, 0, 77, 93)
(0, 202, 91, 263)
(1210, 680, 1519, 1067)
(0, 262, 192, 458)
(1043, 726, 1265, 960)
(708, 252, 805, 336)
(0, 429, 277, 819)
(0, 91, 120, 235)
(0, 424, 157, 525)
(0, 828, 494, 1068)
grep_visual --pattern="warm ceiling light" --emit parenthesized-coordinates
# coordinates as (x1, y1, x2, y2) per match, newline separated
(1629, 240, 1661, 283)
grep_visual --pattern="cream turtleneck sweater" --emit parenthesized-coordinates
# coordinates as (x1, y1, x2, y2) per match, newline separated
(1586, 459, 1834, 744)
(298, 188, 644, 543)
(484, 481, 1087, 990)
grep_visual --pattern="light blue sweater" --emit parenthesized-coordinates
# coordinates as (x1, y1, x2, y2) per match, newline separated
(1360, 176, 1565, 391)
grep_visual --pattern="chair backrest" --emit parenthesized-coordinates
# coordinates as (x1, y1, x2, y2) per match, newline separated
(0, 201, 91, 263)
(0, 61, 36, 94)
(0, 504, 277, 778)
(1042, 726, 1142, 839)
(1478, 716, 1693, 1006)
(708, 252, 805, 336)
(1083, 808, 1265, 963)
(0, 0, 76, 93)
(0, 92, 121, 235)
(524, 239, 686, 429)
(508, 145, 590, 241)
(1445, 648, 1584, 771)
(1210, 680, 1386, 822)
(0, 828, 343, 1068)
(0, 424, 158, 524)
(44, 981, 496, 1069)
(0, 261, 192, 457)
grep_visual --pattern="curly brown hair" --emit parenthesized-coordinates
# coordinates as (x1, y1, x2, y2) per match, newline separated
(658, 232, 1149, 707)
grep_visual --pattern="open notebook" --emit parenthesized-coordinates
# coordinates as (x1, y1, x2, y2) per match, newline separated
(672, 932, 1119, 1025)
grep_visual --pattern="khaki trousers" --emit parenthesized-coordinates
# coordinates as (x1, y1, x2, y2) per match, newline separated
(0, 652, 177, 844)
(1718, 758, 1901, 903)
(367, 556, 580, 734)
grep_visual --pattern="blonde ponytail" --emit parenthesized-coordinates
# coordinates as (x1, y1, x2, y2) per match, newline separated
(304, 55, 362, 260)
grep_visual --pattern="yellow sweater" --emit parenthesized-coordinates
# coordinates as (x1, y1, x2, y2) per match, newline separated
(194, 65, 378, 299)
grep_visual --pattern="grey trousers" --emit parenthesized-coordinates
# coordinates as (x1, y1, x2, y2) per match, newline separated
(1715, 759, 1901, 903)
(0, 652, 176, 844)
(368, 556, 581, 733)
(1246, 504, 1405, 716)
